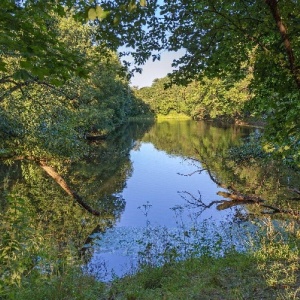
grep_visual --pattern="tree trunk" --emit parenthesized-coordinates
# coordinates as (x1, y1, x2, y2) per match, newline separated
(265, 0, 300, 89)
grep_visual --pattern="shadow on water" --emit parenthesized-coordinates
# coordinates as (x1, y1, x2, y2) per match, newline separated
(0, 120, 153, 284)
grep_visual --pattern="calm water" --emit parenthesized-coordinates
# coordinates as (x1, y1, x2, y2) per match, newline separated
(2, 119, 297, 282)
(85, 120, 256, 280)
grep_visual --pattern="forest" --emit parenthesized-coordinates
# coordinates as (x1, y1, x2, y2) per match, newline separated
(1, 0, 299, 165)
(1, 0, 300, 299)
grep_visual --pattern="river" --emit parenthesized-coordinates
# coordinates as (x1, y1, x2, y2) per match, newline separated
(1, 119, 299, 282)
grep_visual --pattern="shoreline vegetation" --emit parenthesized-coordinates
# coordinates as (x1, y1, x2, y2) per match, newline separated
(9, 219, 300, 300)
(5, 117, 300, 300)
(156, 112, 266, 128)
(1, 1, 300, 298)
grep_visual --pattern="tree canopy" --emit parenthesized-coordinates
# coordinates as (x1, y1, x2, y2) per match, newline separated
(92, 0, 300, 163)
(135, 74, 253, 121)
(1, 0, 300, 161)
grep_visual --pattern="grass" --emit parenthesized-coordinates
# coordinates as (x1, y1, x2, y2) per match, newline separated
(107, 249, 299, 300)
(6, 265, 106, 300)
(8, 249, 299, 300)
(156, 112, 191, 120)
(5, 220, 300, 299)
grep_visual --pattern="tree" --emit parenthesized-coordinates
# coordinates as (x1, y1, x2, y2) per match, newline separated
(0, 1, 90, 87)
(0, 6, 144, 219)
(93, 0, 300, 164)
(136, 74, 252, 120)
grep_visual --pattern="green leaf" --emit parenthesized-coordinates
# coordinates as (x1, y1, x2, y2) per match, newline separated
(140, 0, 147, 7)
(49, 78, 64, 86)
(0, 60, 7, 71)
(96, 6, 110, 20)
(20, 60, 32, 69)
(95, 5, 103, 17)
(13, 69, 31, 81)
(113, 16, 120, 25)
(88, 8, 97, 20)
(128, 1, 137, 12)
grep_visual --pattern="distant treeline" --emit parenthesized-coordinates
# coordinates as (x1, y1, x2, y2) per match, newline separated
(134, 75, 253, 122)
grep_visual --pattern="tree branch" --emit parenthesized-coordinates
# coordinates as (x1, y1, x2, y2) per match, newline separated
(265, 0, 300, 89)
(182, 148, 300, 220)
(39, 160, 101, 216)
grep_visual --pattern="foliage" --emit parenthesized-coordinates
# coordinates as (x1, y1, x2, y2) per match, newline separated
(105, 219, 300, 300)
(0, 9, 149, 162)
(10, 269, 105, 300)
(0, 121, 153, 297)
(135, 74, 252, 120)
(1, 0, 300, 159)
(2, 119, 300, 298)
(0, 1, 91, 85)
(6, 217, 300, 299)
(252, 219, 300, 290)
(92, 0, 300, 161)
(142, 120, 300, 210)
(0, 167, 106, 295)
(228, 132, 268, 163)
(1, 1, 300, 296)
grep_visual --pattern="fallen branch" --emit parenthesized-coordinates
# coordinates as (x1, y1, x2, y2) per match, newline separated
(217, 191, 264, 203)
(180, 149, 300, 219)
(39, 160, 101, 216)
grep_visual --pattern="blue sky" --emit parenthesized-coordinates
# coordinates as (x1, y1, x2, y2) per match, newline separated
(122, 0, 185, 88)
(129, 50, 185, 88)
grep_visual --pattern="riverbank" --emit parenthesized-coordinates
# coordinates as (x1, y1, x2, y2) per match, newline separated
(156, 112, 191, 120)
(107, 249, 299, 299)
(154, 112, 266, 128)
(8, 219, 300, 300)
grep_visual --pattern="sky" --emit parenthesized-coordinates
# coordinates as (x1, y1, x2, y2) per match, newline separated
(128, 50, 185, 88)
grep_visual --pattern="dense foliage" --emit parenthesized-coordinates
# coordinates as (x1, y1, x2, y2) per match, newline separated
(93, 0, 300, 163)
(0, 7, 147, 162)
(2, 0, 299, 161)
(0, 121, 153, 294)
(135, 74, 252, 121)
(0, 1, 150, 295)
(142, 120, 299, 206)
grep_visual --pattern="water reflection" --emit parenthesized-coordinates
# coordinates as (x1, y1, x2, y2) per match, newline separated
(1, 119, 299, 283)
(87, 120, 300, 280)
(87, 120, 260, 280)
(0, 120, 153, 284)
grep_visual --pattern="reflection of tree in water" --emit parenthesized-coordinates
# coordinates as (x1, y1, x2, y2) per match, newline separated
(0, 120, 153, 284)
(67, 121, 154, 222)
(179, 152, 300, 222)
(142, 120, 251, 159)
(143, 119, 300, 221)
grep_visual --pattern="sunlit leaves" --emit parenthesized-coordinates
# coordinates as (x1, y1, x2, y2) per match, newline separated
(0, 10, 137, 162)
(88, 7, 97, 20)
(1, 0, 116, 85)
(88, 5, 110, 21)
(119, 0, 300, 162)
(136, 74, 252, 120)
(87, 0, 146, 21)
(140, 0, 147, 7)
(128, 1, 137, 12)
